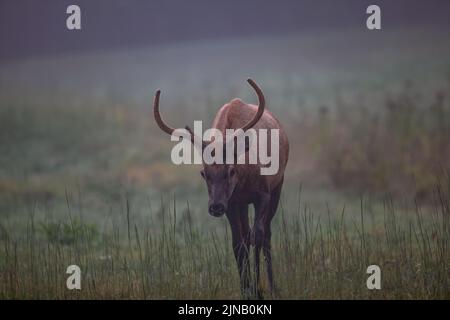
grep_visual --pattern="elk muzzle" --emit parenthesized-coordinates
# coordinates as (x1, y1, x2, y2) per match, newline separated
(208, 202, 226, 217)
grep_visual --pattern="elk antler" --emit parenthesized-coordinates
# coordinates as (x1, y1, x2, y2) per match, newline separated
(240, 78, 266, 131)
(153, 89, 206, 149)
(153, 90, 175, 135)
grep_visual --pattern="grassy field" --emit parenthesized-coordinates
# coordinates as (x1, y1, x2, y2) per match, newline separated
(0, 189, 448, 299)
(0, 29, 449, 299)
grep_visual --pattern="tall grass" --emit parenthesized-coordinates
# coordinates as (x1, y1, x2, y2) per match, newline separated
(0, 183, 448, 299)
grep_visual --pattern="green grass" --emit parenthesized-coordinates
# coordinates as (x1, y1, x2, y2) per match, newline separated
(0, 189, 448, 299)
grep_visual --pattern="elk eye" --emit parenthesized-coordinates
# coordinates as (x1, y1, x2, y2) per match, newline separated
(200, 170, 206, 179)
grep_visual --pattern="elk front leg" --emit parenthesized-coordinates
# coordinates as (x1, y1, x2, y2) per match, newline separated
(253, 193, 271, 299)
(226, 206, 251, 298)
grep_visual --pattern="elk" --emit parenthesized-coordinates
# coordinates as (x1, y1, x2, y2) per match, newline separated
(153, 79, 289, 298)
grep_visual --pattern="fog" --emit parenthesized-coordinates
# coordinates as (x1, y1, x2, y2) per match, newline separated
(1, 0, 450, 61)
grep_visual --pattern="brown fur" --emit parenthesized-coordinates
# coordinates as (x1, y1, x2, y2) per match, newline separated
(211, 98, 289, 194)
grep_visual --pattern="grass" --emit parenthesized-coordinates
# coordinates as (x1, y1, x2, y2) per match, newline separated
(0, 187, 448, 299)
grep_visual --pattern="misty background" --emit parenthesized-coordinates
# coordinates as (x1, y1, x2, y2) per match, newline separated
(1, 0, 450, 61)
(1, 0, 450, 212)
(0, 0, 449, 200)
(0, 0, 448, 227)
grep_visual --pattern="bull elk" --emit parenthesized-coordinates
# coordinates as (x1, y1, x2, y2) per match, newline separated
(153, 79, 289, 298)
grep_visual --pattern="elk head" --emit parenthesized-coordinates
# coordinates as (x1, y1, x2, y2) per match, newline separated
(153, 79, 265, 217)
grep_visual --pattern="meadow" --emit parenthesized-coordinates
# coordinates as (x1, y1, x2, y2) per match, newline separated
(0, 29, 449, 299)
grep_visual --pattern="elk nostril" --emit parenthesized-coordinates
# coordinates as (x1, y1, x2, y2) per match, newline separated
(209, 204, 225, 214)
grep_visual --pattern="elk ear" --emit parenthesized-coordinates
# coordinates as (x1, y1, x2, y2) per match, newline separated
(228, 166, 236, 177)
(185, 126, 208, 152)
(233, 136, 251, 158)
(223, 135, 251, 163)
(244, 137, 250, 152)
